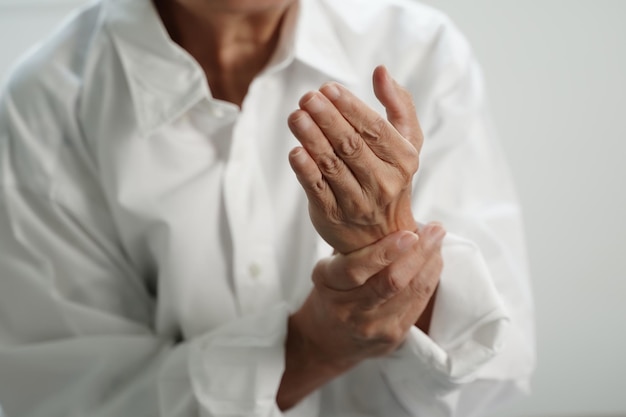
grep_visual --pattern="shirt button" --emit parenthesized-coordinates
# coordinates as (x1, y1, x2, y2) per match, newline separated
(248, 263, 262, 279)
(212, 108, 225, 118)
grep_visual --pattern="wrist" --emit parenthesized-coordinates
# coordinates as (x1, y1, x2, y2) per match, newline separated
(278, 305, 351, 410)
(288, 300, 357, 376)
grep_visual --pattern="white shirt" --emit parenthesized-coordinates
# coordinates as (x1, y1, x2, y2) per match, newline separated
(0, 0, 535, 416)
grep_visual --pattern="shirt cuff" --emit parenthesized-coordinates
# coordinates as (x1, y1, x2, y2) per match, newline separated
(187, 303, 289, 417)
(377, 233, 510, 408)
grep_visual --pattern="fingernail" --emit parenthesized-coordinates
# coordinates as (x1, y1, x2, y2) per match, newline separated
(378, 66, 399, 101)
(290, 147, 308, 164)
(380, 65, 391, 82)
(398, 232, 419, 250)
(322, 83, 340, 101)
(426, 223, 446, 242)
(302, 93, 324, 113)
(290, 112, 313, 130)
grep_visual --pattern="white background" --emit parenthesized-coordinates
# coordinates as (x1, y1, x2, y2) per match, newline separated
(415, 2, 626, 416)
(1, 1, 625, 416)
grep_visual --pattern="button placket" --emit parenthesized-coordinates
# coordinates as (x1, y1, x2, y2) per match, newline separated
(223, 80, 283, 316)
(248, 262, 262, 280)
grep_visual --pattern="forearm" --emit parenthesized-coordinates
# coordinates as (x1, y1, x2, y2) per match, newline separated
(277, 309, 353, 411)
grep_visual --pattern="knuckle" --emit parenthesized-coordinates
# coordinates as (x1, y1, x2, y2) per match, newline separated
(310, 177, 327, 195)
(317, 153, 343, 177)
(358, 321, 405, 351)
(361, 117, 388, 142)
(357, 207, 382, 226)
(411, 280, 436, 301)
(342, 266, 362, 287)
(381, 326, 406, 347)
(383, 269, 404, 295)
(397, 146, 420, 181)
(352, 319, 407, 353)
(338, 132, 364, 158)
(373, 245, 394, 267)
(341, 191, 380, 225)
(311, 260, 328, 287)
(355, 321, 380, 341)
(316, 116, 337, 131)
(370, 269, 404, 300)
(406, 146, 420, 172)
(377, 180, 401, 204)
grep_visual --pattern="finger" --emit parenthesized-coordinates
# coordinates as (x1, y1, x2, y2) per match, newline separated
(288, 146, 337, 214)
(361, 222, 445, 308)
(408, 247, 442, 321)
(402, 224, 445, 330)
(417, 221, 447, 250)
(360, 249, 419, 309)
(372, 65, 424, 151)
(319, 82, 418, 180)
(415, 285, 438, 334)
(299, 91, 384, 186)
(400, 222, 445, 311)
(288, 108, 362, 208)
(372, 245, 440, 335)
(314, 231, 420, 291)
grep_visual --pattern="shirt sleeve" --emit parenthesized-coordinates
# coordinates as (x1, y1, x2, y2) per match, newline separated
(380, 29, 535, 416)
(375, 235, 516, 417)
(316, 23, 535, 417)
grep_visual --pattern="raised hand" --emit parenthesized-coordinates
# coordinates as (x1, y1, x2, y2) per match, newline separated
(288, 66, 424, 254)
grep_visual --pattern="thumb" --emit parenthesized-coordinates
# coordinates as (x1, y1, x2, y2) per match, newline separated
(372, 65, 423, 150)
(315, 231, 419, 291)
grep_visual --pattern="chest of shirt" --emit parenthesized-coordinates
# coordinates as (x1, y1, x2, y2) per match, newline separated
(78, 65, 352, 337)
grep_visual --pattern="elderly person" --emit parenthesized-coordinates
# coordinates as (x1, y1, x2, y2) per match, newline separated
(0, 0, 534, 416)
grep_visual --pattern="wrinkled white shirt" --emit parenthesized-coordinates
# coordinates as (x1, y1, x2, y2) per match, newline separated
(0, 0, 535, 416)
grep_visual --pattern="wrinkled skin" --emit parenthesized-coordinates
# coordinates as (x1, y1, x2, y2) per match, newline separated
(278, 67, 445, 410)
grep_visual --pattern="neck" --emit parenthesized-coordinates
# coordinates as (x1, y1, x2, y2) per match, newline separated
(155, 0, 296, 106)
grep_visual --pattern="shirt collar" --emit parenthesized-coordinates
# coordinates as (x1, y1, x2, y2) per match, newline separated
(292, 0, 358, 85)
(103, 0, 358, 135)
(103, 0, 209, 135)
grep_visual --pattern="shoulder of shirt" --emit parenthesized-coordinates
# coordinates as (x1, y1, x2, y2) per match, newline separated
(0, 2, 104, 192)
(317, 0, 474, 81)
(323, 0, 471, 49)
(313, 0, 480, 125)
(1, 1, 103, 113)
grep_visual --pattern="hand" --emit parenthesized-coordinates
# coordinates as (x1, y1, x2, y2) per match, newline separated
(278, 224, 445, 410)
(288, 66, 424, 254)
(297, 223, 444, 365)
